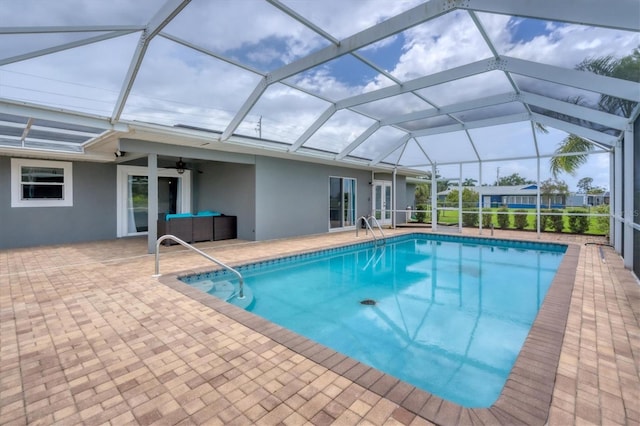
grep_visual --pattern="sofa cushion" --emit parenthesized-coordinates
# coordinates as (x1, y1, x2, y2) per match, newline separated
(196, 210, 221, 217)
(165, 212, 193, 220)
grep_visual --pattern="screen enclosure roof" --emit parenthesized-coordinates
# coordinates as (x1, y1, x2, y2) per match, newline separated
(0, 0, 638, 174)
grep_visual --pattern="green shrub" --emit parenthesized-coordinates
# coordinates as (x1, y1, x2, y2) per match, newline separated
(592, 204, 610, 235)
(568, 209, 589, 234)
(513, 210, 528, 230)
(462, 208, 479, 227)
(496, 207, 510, 229)
(540, 209, 551, 231)
(482, 211, 493, 228)
(549, 209, 564, 233)
(415, 204, 427, 223)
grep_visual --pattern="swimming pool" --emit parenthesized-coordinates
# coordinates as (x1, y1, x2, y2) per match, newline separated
(180, 233, 566, 407)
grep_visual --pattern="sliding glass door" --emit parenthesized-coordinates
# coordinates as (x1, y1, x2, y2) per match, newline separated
(329, 177, 356, 230)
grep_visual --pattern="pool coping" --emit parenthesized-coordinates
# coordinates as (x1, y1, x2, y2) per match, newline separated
(158, 234, 580, 425)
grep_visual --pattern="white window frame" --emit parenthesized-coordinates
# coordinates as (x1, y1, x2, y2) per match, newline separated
(116, 165, 191, 237)
(328, 176, 357, 231)
(11, 158, 73, 207)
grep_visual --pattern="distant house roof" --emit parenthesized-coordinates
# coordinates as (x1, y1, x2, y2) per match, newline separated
(435, 184, 568, 197)
(474, 185, 538, 196)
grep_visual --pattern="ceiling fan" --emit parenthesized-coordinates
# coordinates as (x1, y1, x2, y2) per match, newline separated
(174, 157, 187, 174)
(165, 157, 202, 174)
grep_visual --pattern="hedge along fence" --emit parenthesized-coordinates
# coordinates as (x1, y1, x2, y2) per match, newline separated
(513, 209, 529, 230)
(496, 206, 510, 229)
(410, 204, 609, 236)
(567, 208, 590, 233)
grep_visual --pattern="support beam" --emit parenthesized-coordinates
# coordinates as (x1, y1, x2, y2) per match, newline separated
(337, 58, 495, 110)
(431, 164, 438, 232)
(531, 114, 618, 147)
(289, 104, 336, 151)
(336, 122, 380, 159)
(0, 98, 128, 131)
(147, 153, 158, 254)
(613, 141, 623, 253)
(0, 31, 135, 66)
(623, 126, 634, 268)
(371, 134, 412, 165)
(111, 0, 192, 122)
(459, 0, 639, 32)
(0, 25, 144, 34)
(221, 77, 268, 140)
(503, 56, 640, 103)
(268, 0, 455, 83)
(458, 164, 462, 233)
(520, 91, 629, 131)
(412, 112, 531, 137)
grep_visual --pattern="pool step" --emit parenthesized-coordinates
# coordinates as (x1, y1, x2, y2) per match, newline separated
(190, 279, 254, 310)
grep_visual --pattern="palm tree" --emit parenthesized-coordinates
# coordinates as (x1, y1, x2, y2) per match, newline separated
(550, 134, 594, 177)
(549, 47, 639, 176)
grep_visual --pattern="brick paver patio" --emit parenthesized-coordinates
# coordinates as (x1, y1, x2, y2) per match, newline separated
(1, 229, 638, 425)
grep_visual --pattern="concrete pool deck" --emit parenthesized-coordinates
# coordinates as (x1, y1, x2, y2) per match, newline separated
(1, 229, 638, 425)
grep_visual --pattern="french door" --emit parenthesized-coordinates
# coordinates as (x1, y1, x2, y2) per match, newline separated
(372, 180, 392, 226)
(117, 165, 191, 237)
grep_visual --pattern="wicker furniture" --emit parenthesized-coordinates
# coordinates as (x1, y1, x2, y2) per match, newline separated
(158, 213, 237, 245)
(213, 215, 237, 240)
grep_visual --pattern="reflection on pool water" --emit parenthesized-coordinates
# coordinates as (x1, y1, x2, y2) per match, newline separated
(181, 234, 566, 407)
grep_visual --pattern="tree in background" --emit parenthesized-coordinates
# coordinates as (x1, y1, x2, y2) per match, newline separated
(445, 188, 479, 209)
(540, 178, 569, 208)
(550, 48, 639, 177)
(414, 170, 449, 205)
(496, 172, 535, 186)
(577, 177, 593, 193)
(588, 186, 606, 194)
(462, 178, 477, 187)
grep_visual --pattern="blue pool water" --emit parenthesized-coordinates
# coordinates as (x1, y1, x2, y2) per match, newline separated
(181, 234, 566, 407)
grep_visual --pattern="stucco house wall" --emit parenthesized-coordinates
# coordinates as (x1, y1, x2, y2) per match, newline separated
(0, 156, 117, 249)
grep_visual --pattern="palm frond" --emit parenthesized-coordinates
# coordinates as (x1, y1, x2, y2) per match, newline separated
(549, 135, 594, 177)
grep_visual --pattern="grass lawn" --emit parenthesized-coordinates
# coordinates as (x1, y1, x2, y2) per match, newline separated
(416, 208, 608, 236)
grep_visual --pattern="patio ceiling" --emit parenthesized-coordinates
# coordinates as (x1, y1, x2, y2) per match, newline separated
(0, 0, 638, 173)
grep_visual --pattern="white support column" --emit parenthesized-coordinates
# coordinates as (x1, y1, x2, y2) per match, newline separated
(431, 164, 438, 232)
(536, 157, 541, 239)
(614, 142, 623, 253)
(147, 154, 158, 254)
(478, 162, 483, 234)
(610, 151, 615, 245)
(392, 168, 397, 228)
(623, 127, 634, 269)
(458, 164, 463, 233)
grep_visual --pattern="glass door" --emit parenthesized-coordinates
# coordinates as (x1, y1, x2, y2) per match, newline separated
(117, 165, 191, 237)
(329, 177, 357, 230)
(126, 176, 180, 233)
(372, 180, 392, 225)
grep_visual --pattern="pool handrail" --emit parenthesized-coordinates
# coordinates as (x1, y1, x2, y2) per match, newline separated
(154, 234, 244, 299)
(356, 215, 385, 246)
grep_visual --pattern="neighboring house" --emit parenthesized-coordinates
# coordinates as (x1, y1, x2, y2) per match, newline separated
(566, 192, 610, 207)
(437, 184, 566, 209)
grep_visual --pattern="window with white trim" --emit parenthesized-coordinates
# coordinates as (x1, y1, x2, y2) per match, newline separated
(11, 158, 73, 207)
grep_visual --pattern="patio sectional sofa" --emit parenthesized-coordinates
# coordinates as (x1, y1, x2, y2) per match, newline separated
(157, 211, 237, 245)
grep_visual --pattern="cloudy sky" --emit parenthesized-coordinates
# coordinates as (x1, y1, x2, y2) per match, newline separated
(1, 0, 638, 191)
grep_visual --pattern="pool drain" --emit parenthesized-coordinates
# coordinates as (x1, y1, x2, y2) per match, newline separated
(360, 299, 376, 306)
